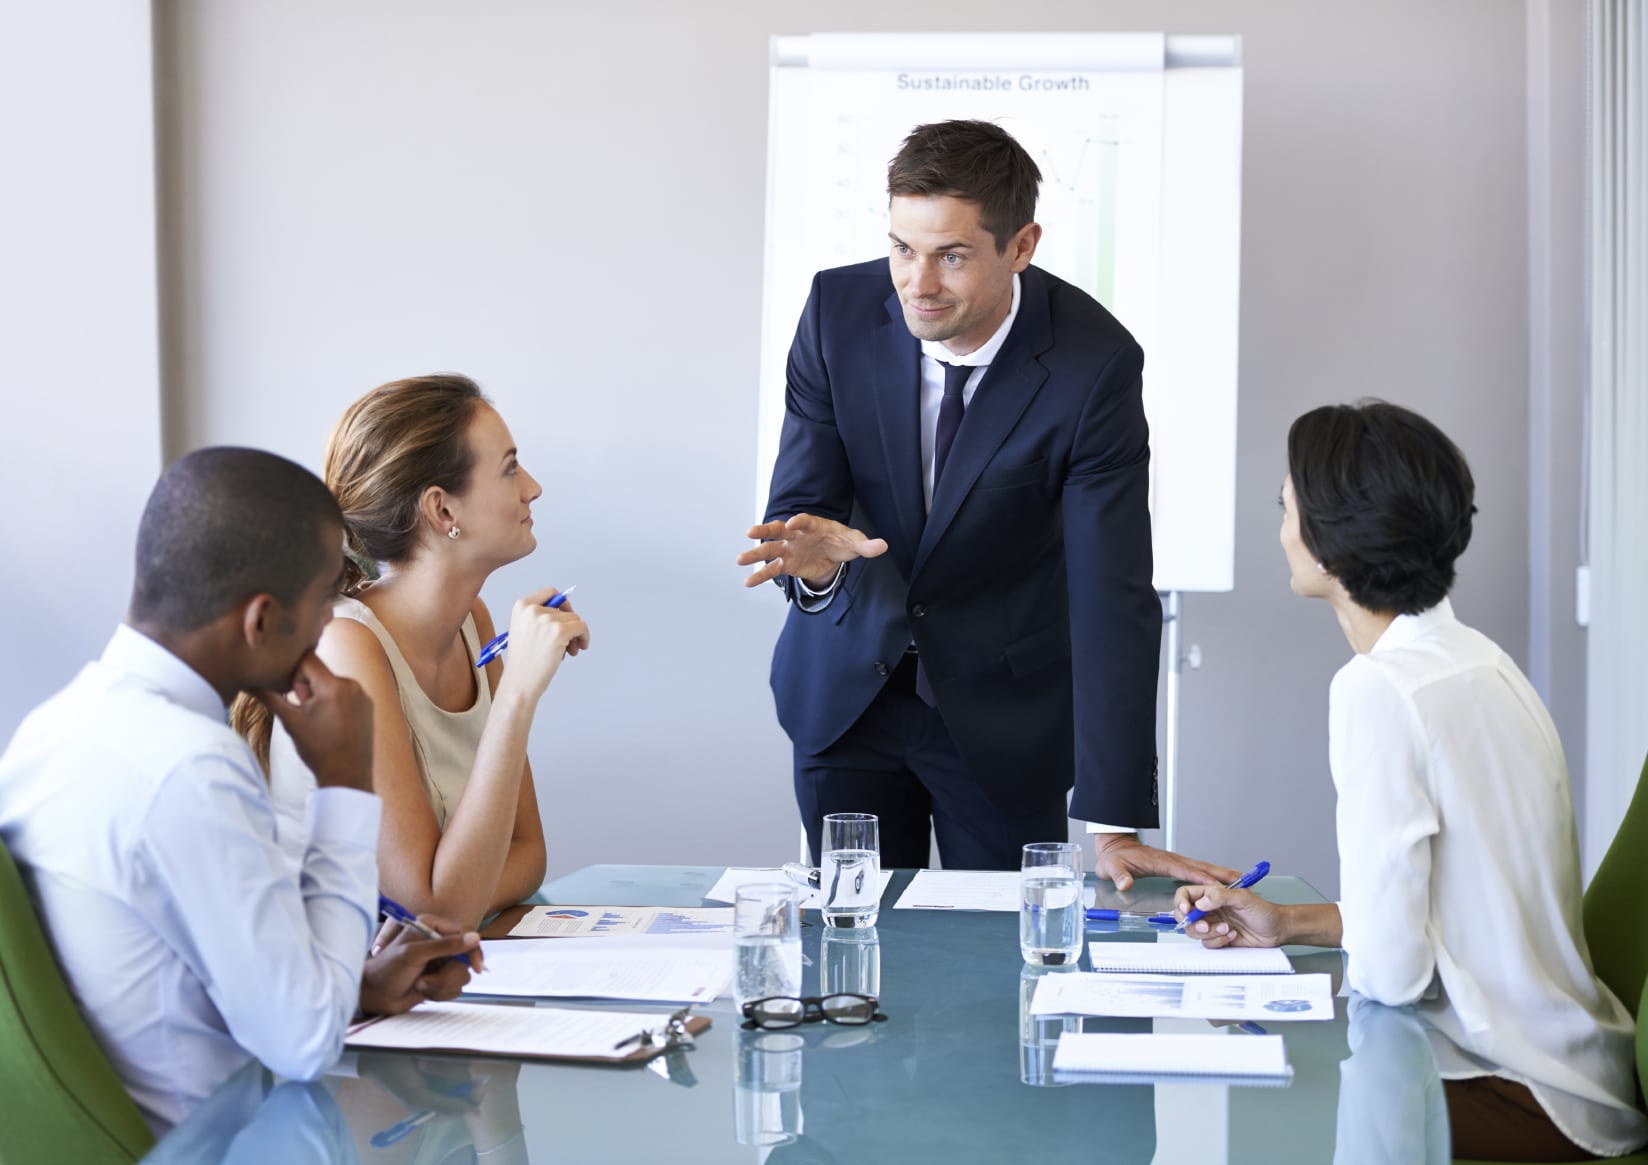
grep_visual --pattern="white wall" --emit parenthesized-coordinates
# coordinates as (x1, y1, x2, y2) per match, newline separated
(1525, 0, 1589, 838)
(0, 2, 162, 744)
(29, 0, 1565, 895)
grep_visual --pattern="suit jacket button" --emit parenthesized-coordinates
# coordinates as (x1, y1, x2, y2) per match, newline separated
(911, 603, 927, 617)
(873, 660, 889, 676)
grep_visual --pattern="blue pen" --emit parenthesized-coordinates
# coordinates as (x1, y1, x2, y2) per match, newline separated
(371, 1109, 437, 1148)
(1085, 909, 1178, 925)
(378, 894, 474, 969)
(474, 587, 576, 669)
(1237, 1021, 1269, 1036)
(1178, 860, 1271, 932)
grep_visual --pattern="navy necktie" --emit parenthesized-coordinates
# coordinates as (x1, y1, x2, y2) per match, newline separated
(915, 359, 974, 707)
(931, 360, 972, 497)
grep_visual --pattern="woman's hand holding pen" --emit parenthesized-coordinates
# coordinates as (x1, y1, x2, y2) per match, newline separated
(493, 586, 589, 702)
(1172, 885, 1345, 950)
(1171, 885, 1287, 949)
(361, 912, 483, 1016)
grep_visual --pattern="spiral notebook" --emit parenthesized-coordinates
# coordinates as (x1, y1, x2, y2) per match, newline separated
(1086, 942, 1293, 975)
(1052, 1032, 1292, 1082)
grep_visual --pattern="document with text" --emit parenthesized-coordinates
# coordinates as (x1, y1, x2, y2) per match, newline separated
(507, 905, 733, 938)
(348, 1001, 682, 1060)
(1031, 971, 1334, 1022)
(892, 869, 1021, 911)
(466, 938, 730, 1004)
(703, 866, 894, 911)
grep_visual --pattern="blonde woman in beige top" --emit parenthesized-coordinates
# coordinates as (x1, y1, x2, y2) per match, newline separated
(239, 374, 588, 929)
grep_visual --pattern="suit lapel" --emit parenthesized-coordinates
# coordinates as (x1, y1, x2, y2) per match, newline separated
(912, 269, 1054, 578)
(873, 291, 925, 574)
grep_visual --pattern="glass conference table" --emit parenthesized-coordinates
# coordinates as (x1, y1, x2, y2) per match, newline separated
(143, 865, 1450, 1164)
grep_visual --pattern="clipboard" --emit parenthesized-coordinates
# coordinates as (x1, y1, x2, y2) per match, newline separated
(345, 1002, 712, 1066)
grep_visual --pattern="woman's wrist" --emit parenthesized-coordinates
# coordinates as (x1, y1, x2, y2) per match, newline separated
(490, 675, 543, 716)
(1279, 903, 1343, 948)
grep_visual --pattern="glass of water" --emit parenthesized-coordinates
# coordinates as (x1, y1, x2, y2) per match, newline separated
(1020, 841, 1083, 966)
(821, 812, 880, 929)
(734, 883, 802, 1008)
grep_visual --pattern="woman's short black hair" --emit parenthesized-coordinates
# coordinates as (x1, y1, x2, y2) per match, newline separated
(1286, 400, 1477, 616)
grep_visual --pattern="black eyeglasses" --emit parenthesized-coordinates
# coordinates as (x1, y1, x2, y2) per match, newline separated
(740, 994, 888, 1031)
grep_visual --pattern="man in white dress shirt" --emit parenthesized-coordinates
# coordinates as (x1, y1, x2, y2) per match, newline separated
(0, 448, 481, 1135)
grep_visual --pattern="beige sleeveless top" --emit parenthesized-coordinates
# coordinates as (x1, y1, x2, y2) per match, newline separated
(269, 595, 492, 866)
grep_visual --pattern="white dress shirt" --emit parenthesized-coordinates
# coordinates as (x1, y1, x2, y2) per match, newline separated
(0, 626, 381, 1135)
(794, 273, 1025, 606)
(915, 272, 1021, 509)
(1332, 599, 1647, 1157)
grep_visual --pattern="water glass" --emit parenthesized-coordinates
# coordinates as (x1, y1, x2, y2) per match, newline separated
(734, 883, 802, 1007)
(1020, 841, 1083, 966)
(733, 1030, 804, 1146)
(821, 812, 880, 929)
(820, 927, 880, 998)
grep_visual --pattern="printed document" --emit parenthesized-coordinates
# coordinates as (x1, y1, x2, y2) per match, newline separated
(891, 869, 1021, 911)
(508, 905, 733, 938)
(466, 938, 730, 1004)
(348, 1001, 676, 1060)
(704, 866, 894, 911)
(1031, 971, 1333, 1022)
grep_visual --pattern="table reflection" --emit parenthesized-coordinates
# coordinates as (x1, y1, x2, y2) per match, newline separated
(1019, 964, 1080, 1086)
(144, 1054, 529, 1165)
(1333, 994, 1449, 1165)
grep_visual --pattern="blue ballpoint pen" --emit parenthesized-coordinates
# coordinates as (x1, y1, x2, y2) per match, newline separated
(1085, 908, 1178, 925)
(474, 586, 576, 669)
(378, 894, 474, 969)
(1177, 860, 1271, 932)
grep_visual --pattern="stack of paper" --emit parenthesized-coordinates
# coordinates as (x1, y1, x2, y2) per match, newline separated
(465, 937, 730, 1004)
(1052, 1032, 1292, 1083)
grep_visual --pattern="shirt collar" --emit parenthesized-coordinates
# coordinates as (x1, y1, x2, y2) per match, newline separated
(102, 624, 231, 723)
(919, 272, 1021, 368)
(1368, 596, 1456, 655)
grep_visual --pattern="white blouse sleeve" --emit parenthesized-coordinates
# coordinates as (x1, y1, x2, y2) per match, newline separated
(1330, 660, 1440, 1006)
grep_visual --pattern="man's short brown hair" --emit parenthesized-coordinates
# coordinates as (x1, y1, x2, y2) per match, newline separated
(886, 120, 1042, 252)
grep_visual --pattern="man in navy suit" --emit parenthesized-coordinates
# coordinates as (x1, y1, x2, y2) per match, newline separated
(740, 120, 1233, 881)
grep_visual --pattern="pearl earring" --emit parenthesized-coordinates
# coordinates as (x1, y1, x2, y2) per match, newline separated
(448, 525, 461, 541)
(1316, 561, 1327, 573)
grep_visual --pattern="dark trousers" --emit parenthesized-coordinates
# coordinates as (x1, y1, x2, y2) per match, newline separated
(1444, 1077, 1601, 1161)
(794, 652, 1071, 871)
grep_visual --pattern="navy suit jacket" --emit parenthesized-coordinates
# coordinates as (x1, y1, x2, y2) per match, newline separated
(765, 259, 1162, 826)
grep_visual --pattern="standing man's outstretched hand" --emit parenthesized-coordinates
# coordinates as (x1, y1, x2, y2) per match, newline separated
(738, 514, 888, 589)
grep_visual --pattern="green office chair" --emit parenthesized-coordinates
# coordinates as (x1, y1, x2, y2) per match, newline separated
(0, 837, 154, 1164)
(1457, 753, 1648, 1165)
